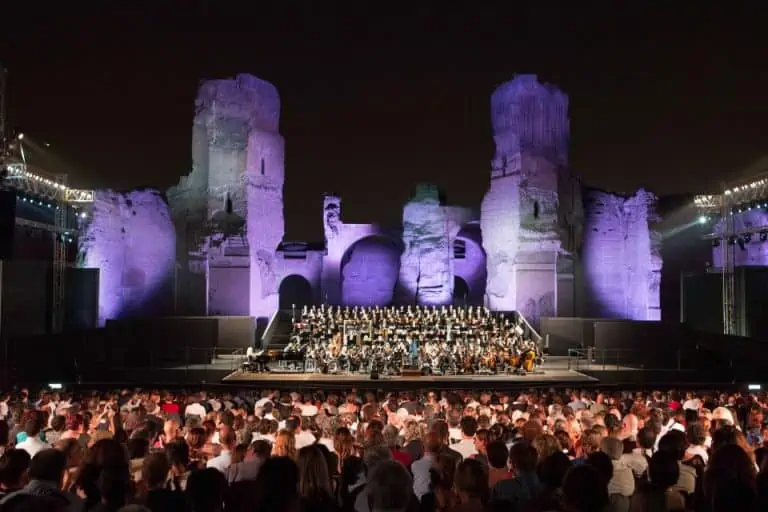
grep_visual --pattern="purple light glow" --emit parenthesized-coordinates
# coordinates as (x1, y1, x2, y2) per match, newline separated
(79, 190, 176, 326)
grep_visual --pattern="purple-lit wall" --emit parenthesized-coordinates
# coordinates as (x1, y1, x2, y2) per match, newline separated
(399, 185, 453, 305)
(341, 236, 402, 306)
(79, 190, 176, 326)
(581, 189, 660, 320)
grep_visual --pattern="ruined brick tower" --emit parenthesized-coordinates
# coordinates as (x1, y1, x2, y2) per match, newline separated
(168, 74, 284, 321)
(480, 75, 572, 323)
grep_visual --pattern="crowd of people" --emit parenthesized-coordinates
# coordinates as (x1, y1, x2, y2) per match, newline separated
(0, 387, 766, 511)
(271, 305, 541, 375)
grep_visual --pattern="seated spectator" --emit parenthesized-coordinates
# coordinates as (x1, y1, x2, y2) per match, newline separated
(366, 460, 413, 512)
(630, 450, 685, 512)
(562, 464, 609, 512)
(452, 416, 479, 460)
(15, 417, 49, 459)
(141, 452, 187, 511)
(657, 430, 696, 496)
(207, 426, 235, 473)
(0, 448, 83, 511)
(621, 426, 654, 479)
(187, 467, 227, 512)
(491, 441, 540, 507)
(486, 440, 512, 489)
(166, 439, 193, 491)
(251, 456, 300, 512)
(684, 421, 709, 464)
(601, 436, 635, 497)
(225, 439, 270, 484)
(0, 449, 30, 499)
(297, 444, 339, 512)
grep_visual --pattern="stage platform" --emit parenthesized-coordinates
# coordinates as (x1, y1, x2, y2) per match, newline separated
(221, 356, 600, 389)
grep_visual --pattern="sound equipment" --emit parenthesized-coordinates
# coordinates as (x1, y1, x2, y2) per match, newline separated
(369, 371, 379, 380)
(401, 369, 422, 377)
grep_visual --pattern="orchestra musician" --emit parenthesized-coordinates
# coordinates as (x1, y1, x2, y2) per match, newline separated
(265, 304, 542, 376)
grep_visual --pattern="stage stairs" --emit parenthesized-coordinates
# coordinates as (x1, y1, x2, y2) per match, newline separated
(264, 310, 294, 350)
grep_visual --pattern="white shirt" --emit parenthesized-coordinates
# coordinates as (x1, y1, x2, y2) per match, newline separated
(621, 448, 650, 478)
(184, 403, 207, 420)
(319, 437, 335, 453)
(448, 427, 462, 443)
(295, 430, 316, 450)
(16, 436, 49, 458)
(682, 399, 701, 411)
(206, 450, 232, 473)
(685, 444, 709, 464)
(411, 453, 435, 500)
(255, 398, 272, 409)
(451, 439, 478, 460)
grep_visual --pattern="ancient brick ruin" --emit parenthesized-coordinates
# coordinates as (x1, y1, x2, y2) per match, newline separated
(78, 73, 662, 326)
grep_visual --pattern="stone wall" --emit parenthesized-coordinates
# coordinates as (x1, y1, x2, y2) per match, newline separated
(398, 185, 453, 305)
(79, 189, 176, 326)
(581, 188, 660, 320)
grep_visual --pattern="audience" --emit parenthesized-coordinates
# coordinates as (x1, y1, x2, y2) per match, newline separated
(0, 386, 762, 511)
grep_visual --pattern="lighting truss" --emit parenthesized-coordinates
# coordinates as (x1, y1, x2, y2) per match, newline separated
(4, 163, 94, 203)
(693, 194, 722, 213)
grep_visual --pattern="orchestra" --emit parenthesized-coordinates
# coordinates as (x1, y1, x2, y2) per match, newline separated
(250, 304, 543, 376)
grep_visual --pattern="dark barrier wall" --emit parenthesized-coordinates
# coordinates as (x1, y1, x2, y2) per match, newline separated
(743, 268, 768, 341)
(65, 268, 99, 330)
(0, 190, 15, 260)
(1, 260, 48, 336)
(540, 317, 601, 355)
(1, 261, 100, 336)
(681, 272, 723, 335)
(161, 316, 255, 350)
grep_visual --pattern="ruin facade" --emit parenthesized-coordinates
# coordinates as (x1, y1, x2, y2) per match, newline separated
(79, 73, 662, 327)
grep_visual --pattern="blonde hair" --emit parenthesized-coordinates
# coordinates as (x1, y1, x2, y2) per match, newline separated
(272, 429, 297, 459)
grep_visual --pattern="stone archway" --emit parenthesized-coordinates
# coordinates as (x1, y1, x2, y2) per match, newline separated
(454, 224, 487, 305)
(279, 274, 312, 310)
(453, 276, 470, 306)
(340, 236, 402, 306)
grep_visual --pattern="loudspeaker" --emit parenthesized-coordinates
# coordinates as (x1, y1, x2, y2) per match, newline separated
(369, 371, 379, 380)
(0, 190, 16, 260)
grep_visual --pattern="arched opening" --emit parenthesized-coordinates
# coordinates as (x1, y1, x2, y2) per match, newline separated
(340, 235, 402, 306)
(279, 275, 312, 310)
(453, 276, 469, 306)
(454, 224, 487, 305)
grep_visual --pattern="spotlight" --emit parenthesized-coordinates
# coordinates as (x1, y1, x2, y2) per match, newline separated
(728, 236, 737, 246)
(744, 233, 753, 243)
(80, 212, 87, 219)
(712, 239, 721, 247)
(698, 215, 708, 224)
(17, 133, 24, 140)
(738, 238, 746, 251)
(761, 232, 768, 242)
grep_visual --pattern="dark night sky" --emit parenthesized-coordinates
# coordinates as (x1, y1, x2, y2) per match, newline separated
(2, 2, 767, 241)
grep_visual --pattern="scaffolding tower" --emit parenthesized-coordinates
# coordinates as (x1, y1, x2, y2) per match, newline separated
(0, 64, 95, 333)
(695, 172, 768, 336)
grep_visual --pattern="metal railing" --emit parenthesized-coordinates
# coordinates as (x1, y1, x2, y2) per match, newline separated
(261, 309, 280, 347)
(566, 347, 688, 372)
